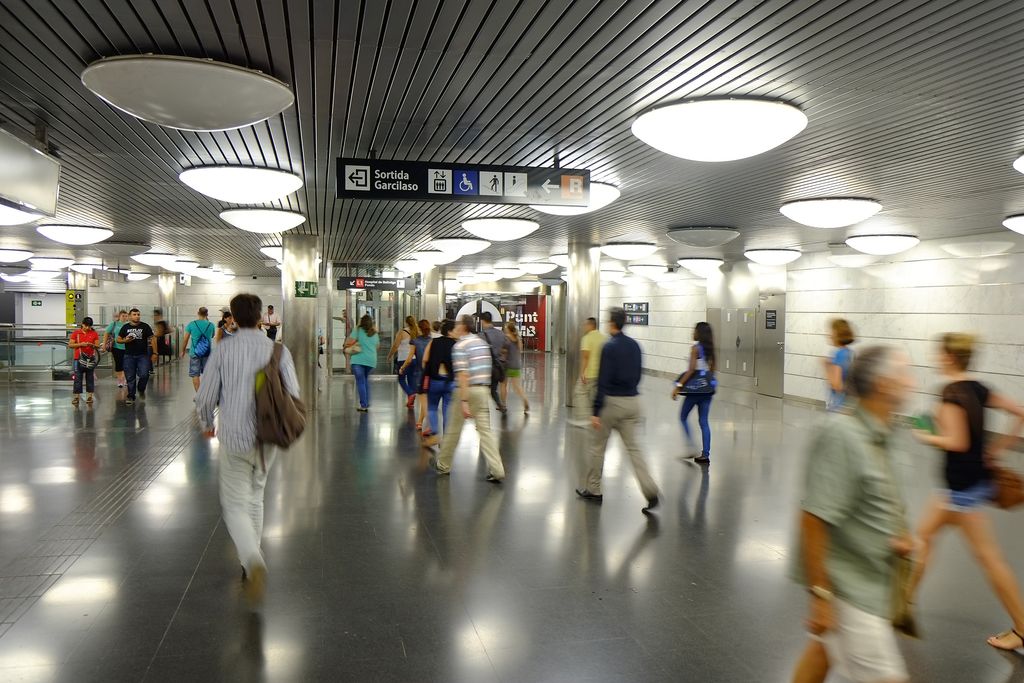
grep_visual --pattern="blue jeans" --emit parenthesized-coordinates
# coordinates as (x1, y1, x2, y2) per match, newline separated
(353, 363, 373, 408)
(681, 394, 713, 457)
(395, 359, 417, 397)
(426, 377, 454, 435)
(123, 353, 152, 399)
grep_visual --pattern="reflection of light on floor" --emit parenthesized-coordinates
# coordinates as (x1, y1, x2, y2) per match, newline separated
(29, 466, 77, 484)
(514, 468, 553, 505)
(42, 576, 117, 604)
(0, 484, 33, 513)
(159, 459, 189, 486)
(263, 639, 302, 679)
(141, 484, 175, 515)
(0, 649, 56, 670)
(14, 397, 55, 415)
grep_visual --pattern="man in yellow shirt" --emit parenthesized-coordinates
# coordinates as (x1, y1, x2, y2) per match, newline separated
(574, 317, 606, 423)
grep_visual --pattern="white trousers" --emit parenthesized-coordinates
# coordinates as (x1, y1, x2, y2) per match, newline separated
(822, 598, 908, 683)
(219, 445, 277, 572)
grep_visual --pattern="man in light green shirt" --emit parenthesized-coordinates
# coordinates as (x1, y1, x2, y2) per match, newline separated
(793, 346, 915, 683)
(573, 317, 606, 423)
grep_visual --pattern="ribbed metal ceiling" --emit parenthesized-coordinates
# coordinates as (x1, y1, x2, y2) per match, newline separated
(1, 0, 1023, 276)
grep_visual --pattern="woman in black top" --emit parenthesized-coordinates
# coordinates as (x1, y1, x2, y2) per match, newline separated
(911, 333, 1024, 652)
(421, 319, 456, 446)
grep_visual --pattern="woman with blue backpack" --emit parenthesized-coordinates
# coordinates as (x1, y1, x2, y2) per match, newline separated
(672, 322, 717, 465)
(181, 307, 217, 392)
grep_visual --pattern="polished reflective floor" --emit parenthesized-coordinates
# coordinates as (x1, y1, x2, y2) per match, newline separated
(0, 356, 1023, 682)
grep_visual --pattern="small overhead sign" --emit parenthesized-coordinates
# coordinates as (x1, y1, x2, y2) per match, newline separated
(337, 158, 590, 207)
(338, 277, 413, 291)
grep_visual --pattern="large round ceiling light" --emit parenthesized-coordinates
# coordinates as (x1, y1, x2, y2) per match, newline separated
(70, 261, 102, 275)
(845, 234, 919, 255)
(600, 242, 658, 260)
(179, 166, 303, 203)
(26, 270, 61, 283)
(677, 257, 724, 277)
(94, 242, 148, 258)
(169, 259, 200, 273)
(126, 272, 152, 282)
(395, 259, 426, 273)
(0, 249, 33, 263)
(744, 249, 801, 266)
(82, 55, 294, 132)
(29, 257, 73, 270)
(780, 198, 882, 229)
(258, 247, 283, 262)
(632, 99, 807, 162)
(1002, 214, 1024, 235)
(220, 209, 305, 233)
(36, 225, 113, 245)
(549, 253, 570, 268)
(530, 182, 620, 215)
(131, 251, 178, 267)
(666, 226, 740, 248)
(519, 261, 558, 275)
(431, 238, 490, 255)
(0, 203, 44, 226)
(1014, 155, 1024, 175)
(412, 249, 459, 265)
(462, 218, 539, 241)
(940, 240, 1014, 258)
(494, 267, 524, 279)
(0, 273, 28, 283)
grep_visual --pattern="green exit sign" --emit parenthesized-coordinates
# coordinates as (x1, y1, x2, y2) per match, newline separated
(294, 281, 318, 298)
(31, 300, 42, 307)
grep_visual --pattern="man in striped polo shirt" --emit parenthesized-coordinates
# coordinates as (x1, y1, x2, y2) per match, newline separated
(434, 315, 505, 483)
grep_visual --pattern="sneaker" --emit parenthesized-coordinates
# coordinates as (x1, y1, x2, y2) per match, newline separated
(643, 496, 660, 513)
(86, 394, 94, 404)
(125, 398, 134, 406)
(575, 488, 603, 502)
(694, 455, 710, 465)
(138, 391, 146, 400)
(71, 396, 80, 405)
(485, 474, 504, 484)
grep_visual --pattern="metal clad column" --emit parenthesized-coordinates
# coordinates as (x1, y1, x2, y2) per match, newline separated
(565, 242, 600, 407)
(157, 273, 177, 348)
(282, 234, 318, 407)
(325, 261, 334, 378)
(421, 267, 443, 321)
(550, 282, 565, 354)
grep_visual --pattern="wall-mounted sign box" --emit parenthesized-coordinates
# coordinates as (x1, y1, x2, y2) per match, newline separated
(337, 158, 590, 207)
(337, 277, 414, 291)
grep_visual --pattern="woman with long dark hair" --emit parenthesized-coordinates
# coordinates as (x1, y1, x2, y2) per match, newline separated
(399, 319, 433, 429)
(672, 322, 717, 464)
(388, 315, 419, 408)
(345, 314, 380, 412)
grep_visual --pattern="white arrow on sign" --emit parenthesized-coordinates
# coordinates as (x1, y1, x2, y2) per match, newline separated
(542, 179, 555, 194)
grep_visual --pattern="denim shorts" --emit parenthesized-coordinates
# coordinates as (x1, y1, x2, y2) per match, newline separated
(188, 354, 209, 377)
(945, 480, 995, 512)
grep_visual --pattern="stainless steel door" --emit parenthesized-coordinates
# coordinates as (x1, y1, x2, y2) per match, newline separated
(755, 294, 786, 398)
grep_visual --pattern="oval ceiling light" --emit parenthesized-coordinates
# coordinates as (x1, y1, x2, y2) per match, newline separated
(1002, 214, 1024, 235)
(744, 249, 801, 266)
(131, 251, 178, 267)
(179, 166, 303, 203)
(29, 257, 73, 270)
(82, 55, 294, 132)
(431, 237, 490, 255)
(0, 203, 44, 226)
(666, 226, 740, 248)
(519, 261, 557, 275)
(600, 242, 658, 260)
(0, 273, 28, 283)
(190, 267, 218, 280)
(70, 261, 101, 275)
(462, 218, 539, 241)
(412, 249, 459, 265)
(845, 234, 919, 255)
(395, 259, 426, 273)
(94, 242, 148, 258)
(632, 99, 807, 162)
(530, 182, 621, 215)
(126, 272, 152, 281)
(600, 269, 624, 282)
(1014, 155, 1024, 175)
(677, 257, 724, 277)
(169, 259, 200, 273)
(0, 249, 33, 263)
(780, 198, 882, 229)
(26, 269, 62, 283)
(258, 246, 283, 262)
(219, 209, 305, 233)
(629, 264, 668, 278)
(36, 225, 113, 245)
(494, 266, 524, 279)
(549, 253, 570, 268)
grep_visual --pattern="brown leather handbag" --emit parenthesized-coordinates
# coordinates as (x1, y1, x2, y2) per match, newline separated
(990, 466, 1024, 509)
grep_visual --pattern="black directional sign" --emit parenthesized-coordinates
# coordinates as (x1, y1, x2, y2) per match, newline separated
(337, 158, 590, 207)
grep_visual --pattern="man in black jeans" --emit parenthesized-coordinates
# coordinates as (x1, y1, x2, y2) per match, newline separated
(477, 311, 507, 412)
(117, 308, 158, 406)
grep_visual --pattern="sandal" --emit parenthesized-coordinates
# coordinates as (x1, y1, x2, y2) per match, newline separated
(987, 629, 1024, 652)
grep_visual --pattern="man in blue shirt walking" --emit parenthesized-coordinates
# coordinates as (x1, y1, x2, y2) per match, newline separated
(576, 307, 660, 512)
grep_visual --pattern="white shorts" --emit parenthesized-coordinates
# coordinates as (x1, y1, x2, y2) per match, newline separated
(819, 599, 908, 683)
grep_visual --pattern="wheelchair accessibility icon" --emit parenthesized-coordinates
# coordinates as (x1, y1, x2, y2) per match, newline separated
(453, 170, 478, 195)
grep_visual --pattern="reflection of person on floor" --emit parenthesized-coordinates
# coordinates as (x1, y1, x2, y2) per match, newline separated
(196, 293, 301, 607)
(792, 346, 915, 683)
(575, 307, 660, 513)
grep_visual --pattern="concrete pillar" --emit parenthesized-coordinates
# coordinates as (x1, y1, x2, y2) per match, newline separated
(550, 282, 565, 354)
(324, 261, 334, 378)
(565, 242, 600, 407)
(282, 234, 319, 407)
(421, 267, 444, 321)
(157, 273, 177, 328)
